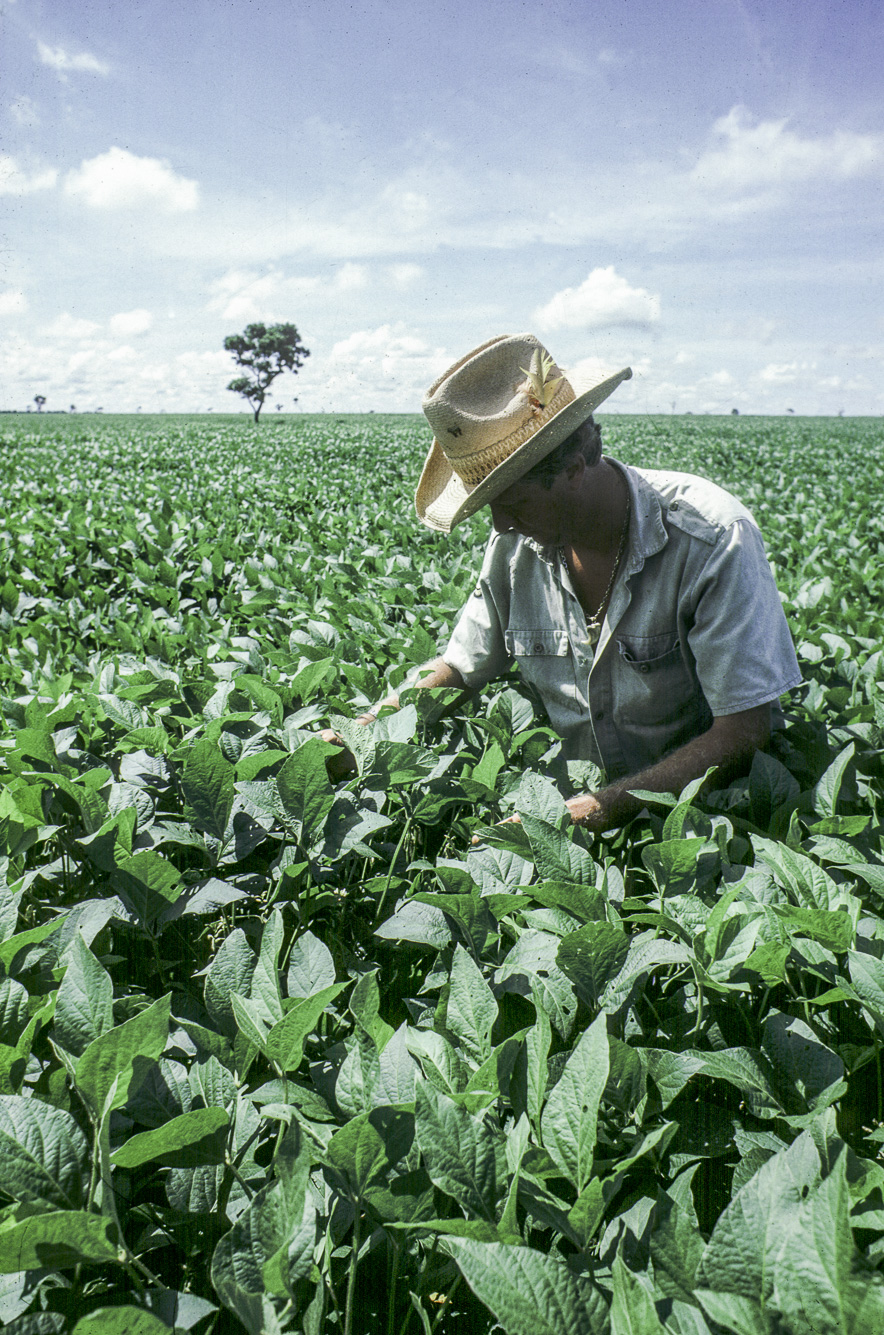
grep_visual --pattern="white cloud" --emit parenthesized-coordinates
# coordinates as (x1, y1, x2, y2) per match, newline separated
(691, 107, 884, 191)
(0, 154, 57, 195)
(207, 264, 370, 323)
(64, 147, 199, 212)
(535, 267, 661, 332)
(311, 323, 450, 410)
(43, 313, 101, 338)
(9, 96, 39, 127)
(0, 290, 28, 317)
(109, 309, 153, 338)
(759, 361, 809, 384)
(388, 263, 423, 288)
(37, 42, 110, 76)
(567, 355, 643, 398)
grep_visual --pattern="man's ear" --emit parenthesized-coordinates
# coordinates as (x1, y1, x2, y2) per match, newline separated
(563, 452, 586, 487)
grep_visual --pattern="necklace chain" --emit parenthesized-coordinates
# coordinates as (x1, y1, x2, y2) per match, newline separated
(559, 492, 631, 636)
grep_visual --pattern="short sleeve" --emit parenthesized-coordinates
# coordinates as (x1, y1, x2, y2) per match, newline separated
(688, 519, 802, 715)
(442, 538, 514, 688)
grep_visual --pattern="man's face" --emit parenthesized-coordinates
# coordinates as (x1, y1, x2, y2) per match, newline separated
(488, 475, 565, 546)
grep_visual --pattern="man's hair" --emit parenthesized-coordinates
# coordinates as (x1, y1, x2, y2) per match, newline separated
(519, 415, 603, 489)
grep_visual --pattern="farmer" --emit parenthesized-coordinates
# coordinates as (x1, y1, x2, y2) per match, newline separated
(325, 333, 801, 832)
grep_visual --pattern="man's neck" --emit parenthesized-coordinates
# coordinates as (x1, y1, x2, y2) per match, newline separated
(562, 458, 630, 556)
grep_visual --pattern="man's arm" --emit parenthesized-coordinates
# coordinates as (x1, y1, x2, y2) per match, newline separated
(354, 657, 467, 723)
(565, 703, 772, 832)
(321, 658, 467, 776)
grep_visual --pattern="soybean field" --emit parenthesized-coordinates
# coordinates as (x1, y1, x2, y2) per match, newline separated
(0, 411, 883, 1335)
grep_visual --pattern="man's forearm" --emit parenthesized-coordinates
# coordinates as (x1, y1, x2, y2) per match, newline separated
(355, 658, 467, 723)
(568, 704, 772, 832)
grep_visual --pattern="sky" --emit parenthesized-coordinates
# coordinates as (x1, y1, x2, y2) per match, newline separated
(1, 0, 882, 415)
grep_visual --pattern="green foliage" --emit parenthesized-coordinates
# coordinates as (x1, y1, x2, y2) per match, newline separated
(224, 321, 309, 422)
(0, 411, 882, 1332)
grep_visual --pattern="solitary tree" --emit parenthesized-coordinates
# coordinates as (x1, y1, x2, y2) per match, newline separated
(224, 322, 309, 423)
(34, 394, 46, 412)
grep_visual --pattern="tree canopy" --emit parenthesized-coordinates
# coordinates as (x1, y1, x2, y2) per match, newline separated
(224, 322, 309, 422)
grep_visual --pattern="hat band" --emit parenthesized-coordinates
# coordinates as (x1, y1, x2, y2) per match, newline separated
(449, 379, 576, 488)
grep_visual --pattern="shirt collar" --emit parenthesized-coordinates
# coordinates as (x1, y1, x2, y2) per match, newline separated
(611, 459, 668, 574)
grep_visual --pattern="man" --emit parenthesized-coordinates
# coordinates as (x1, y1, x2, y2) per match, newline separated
(325, 332, 801, 833)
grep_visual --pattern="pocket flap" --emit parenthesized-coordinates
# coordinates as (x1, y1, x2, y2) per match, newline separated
(618, 638, 681, 674)
(505, 628, 570, 658)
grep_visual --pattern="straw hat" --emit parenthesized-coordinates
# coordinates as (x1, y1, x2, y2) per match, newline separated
(415, 333, 632, 532)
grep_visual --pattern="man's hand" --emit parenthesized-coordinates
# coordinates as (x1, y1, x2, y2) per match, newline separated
(320, 727, 359, 780)
(473, 790, 610, 844)
(565, 791, 608, 830)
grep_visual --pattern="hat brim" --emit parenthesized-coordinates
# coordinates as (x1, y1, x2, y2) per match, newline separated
(415, 366, 633, 532)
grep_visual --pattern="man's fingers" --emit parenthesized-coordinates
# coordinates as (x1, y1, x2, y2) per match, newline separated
(470, 813, 521, 846)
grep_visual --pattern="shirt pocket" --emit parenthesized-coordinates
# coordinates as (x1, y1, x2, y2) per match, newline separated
(616, 634, 698, 726)
(505, 628, 584, 715)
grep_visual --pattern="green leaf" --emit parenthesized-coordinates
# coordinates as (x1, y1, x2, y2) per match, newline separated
(349, 969, 395, 1049)
(0, 1097, 88, 1207)
(72, 1311, 171, 1335)
(520, 813, 597, 884)
(443, 1239, 609, 1335)
(414, 1083, 501, 1222)
(182, 737, 235, 840)
(609, 1252, 666, 1334)
(516, 772, 570, 829)
(276, 738, 337, 838)
(558, 921, 630, 1010)
(112, 1106, 229, 1168)
(495, 929, 578, 1040)
(752, 836, 843, 910)
(265, 982, 347, 1072)
(540, 1012, 609, 1192)
(110, 850, 183, 932)
(325, 1106, 413, 1198)
(374, 898, 453, 948)
(772, 1149, 884, 1334)
(250, 909, 284, 1026)
(525, 987, 552, 1127)
(205, 927, 256, 1038)
(0, 1206, 124, 1272)
(697, 1129, 821, 1304)
(0, 977, 28, 1045)
(812, 741, 856, 818)
(53, 933, 114, 1057)
(748, 750, 800, 829)
(445, 943, 497, 1063)
(335, 1027, 382, 1117)
(75, 993, 171, 1114)
(286, 929, 336, 997)
(211, 1122, 311, 1327)
(649, 1187, 706, 1303)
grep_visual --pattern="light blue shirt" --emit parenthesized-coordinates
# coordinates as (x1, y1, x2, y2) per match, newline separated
(443, 462, 802, 781)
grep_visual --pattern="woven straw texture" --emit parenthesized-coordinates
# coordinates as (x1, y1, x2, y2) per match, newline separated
(415, 333, 632, 532)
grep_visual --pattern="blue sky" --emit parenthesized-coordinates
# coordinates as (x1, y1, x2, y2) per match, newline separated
(2, 0, 882, 414)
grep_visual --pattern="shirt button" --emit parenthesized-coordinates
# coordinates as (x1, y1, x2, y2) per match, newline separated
(533, 643, 545, 654)
(670, 501, 679, 512)
(639, 663, 650, 674)
(594, 709, 604, 721)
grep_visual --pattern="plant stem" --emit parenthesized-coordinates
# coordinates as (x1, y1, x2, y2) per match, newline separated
(224, 1153, 255, 1201)
(430, 1274, 462, 1334)
(85, 1120, 101, 1212)
(387, 1235, 403, 1335)
(374, 813, 412, 927)
(344, 1207, 363, 1335)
